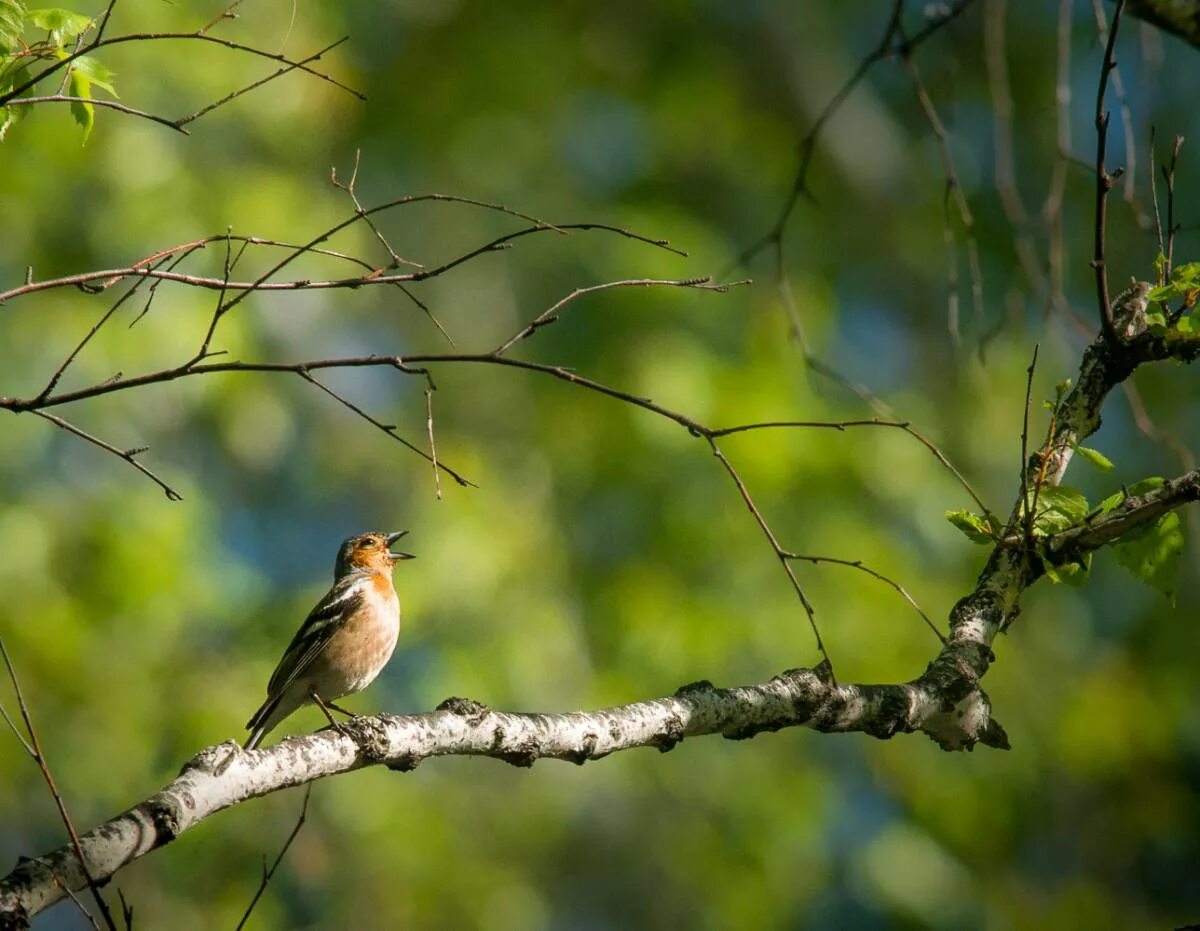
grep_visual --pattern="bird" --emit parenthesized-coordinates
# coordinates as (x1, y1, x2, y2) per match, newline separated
(243, 530, 415, 750)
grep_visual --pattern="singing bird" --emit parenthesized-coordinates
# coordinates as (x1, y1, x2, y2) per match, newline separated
(244, 530, 415, 750)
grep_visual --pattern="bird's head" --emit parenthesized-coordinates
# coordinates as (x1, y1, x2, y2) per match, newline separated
(334, 530, 415, 577)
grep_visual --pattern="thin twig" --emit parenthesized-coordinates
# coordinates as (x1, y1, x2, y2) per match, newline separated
(331, 150, 424, 270)
(0, 31, 362, 107)
(782, 551, 945, 644)
(493, 277, 743, 356)
(51, 873, 101, 930)
(234, 785, 312, 931)
(706, 440, 832, 675)
(900, 52, 983, 349)
(425, 389, 442, 500)
(30, 410, 183, 501)
(0, 637, 119, 930)
(709, 418, 993, 523)
(1164, 135, 1183, 276)
(1092, 0, 1126, 343)
(176, 37, 350, 127)
(2, 96, 190, 133)
(1020, 344, 1039, 542)
(296, 370, 475, 488)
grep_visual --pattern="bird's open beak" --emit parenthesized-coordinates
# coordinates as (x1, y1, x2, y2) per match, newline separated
(386, 530, 415, 560)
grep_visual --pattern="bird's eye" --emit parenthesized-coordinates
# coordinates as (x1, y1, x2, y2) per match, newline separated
(359, 539, 374, 548)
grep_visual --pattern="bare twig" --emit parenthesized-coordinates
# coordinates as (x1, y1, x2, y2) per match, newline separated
(1092, 0, 1140, 211)
(709, 419, 994, 524)
(781, 551, 945, 644)
(493, 277, 743, 356)
(296, 370, 475, 488)
(2, 96, 190, 133)
(1092, 0, 1127, 343)
(176, 37, 349, 127)
(706, 439, 831, 673)
(425, 388, 442, 500)
(0, 636, 119, 930)
(900, 52, 984, 348)
(233, 785, 311, 931)
(1020, 344, 1039, 541)
(1164, 135, 1184, 276)
(30, 410, 183, 501)
(331, 150, 424, 270)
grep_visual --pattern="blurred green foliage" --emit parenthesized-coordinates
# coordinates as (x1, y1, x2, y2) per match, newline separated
(2, 1, 1199, 929)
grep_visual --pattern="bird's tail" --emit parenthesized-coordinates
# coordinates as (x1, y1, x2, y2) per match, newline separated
(244, 693, 286, 750)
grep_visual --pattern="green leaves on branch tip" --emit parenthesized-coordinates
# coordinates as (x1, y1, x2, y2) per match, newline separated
(0, 0, 25, 53)
(945, 509, 999, 545)
(1147, 260, 1200, 315)
(1024, 486, 1089, 537)
(1115, 512, 1184, 605)
(1095, 478, 1183, 604)
(26, 6, 90, 46)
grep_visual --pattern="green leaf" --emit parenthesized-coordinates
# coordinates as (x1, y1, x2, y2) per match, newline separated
(67, 62, 91, 141)
(946, 509, 996, 545)
(1074, 445, 1114, 472)
(1177, 315, 1196, 334)
(1027, 485, 1089, 536)
(1147, 283, 1178, 304)
(1114, 511, 1184, 604)
(1153, 251, 1168, 285)
(0, 103, 15, 140)
(1043, 552, 1092, 588)
(1171, 261, 1200, 287)
(27, 7, 90, 46)
(1145, 310, 1168, 334)
(0, 0, 25, 53)
(1019, 488, 1081, 535)
(1094, 477, 1165, 521)
(71, 53, 115, 96)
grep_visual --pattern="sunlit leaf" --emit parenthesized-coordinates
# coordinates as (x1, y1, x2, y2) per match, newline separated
(1074, 445, 1114, 472)
(945, 510, 995, 545)
(1114, 511, 1184, 604)
(67, 62, 91, 141)
(0, 0, 25, 53)
(1026, 485, 1089, 536)
(72, 53, 115, 96)
(26, 6, 90, 46)
(1043, 552, 1091, 588)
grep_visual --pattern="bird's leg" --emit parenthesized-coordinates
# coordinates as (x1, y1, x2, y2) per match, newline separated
(310, 689, 350, 737)
(324, 699, 359, 719)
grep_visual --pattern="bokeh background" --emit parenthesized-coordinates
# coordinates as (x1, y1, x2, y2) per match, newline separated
(3, 1, 1200, 928)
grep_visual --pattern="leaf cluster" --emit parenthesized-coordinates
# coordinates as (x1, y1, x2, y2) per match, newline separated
(0, 1, 118, 142)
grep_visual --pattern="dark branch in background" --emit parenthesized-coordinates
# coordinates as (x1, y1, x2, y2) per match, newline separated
(1126, 0, 1200, 49)
(899, 37, 984, 350)
(728, 0, 977, 412)
(1092, 0, 1127, 343)
(1092, 0, 1142, 214)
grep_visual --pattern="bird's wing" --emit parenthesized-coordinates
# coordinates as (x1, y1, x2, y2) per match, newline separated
(263, 573, 368, 699)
